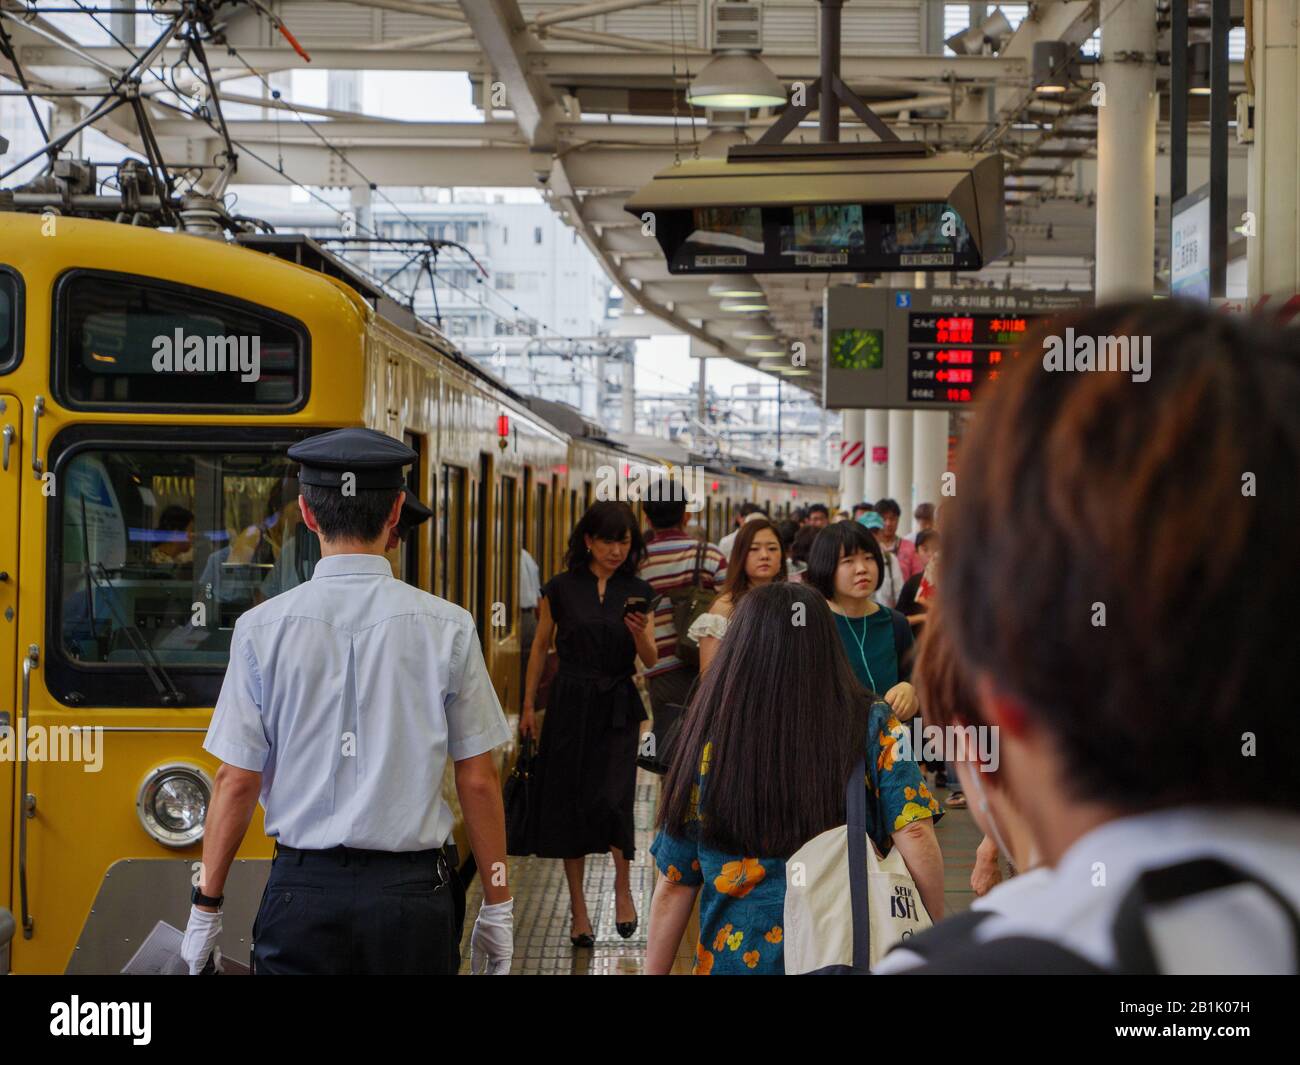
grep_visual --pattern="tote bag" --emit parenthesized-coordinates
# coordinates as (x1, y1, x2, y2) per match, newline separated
(783, 756, 932, 973)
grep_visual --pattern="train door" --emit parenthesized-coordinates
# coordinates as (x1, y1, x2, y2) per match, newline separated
(400, 432, 424, 589)
(0, 393, 18, 953)
(475, 453, 491, 643)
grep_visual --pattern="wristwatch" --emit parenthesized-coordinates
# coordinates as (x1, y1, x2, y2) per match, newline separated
(192, 885, 224, 909)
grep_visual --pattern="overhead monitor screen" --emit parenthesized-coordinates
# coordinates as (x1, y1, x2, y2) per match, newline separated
(686, 206, 765, 266)
(665, 201, 985, 273)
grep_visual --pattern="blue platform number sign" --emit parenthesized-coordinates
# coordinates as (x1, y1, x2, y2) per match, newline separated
(895, 292, 911, 308)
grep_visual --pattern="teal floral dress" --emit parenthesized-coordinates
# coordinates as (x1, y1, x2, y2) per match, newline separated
(650, 700, 941, 975)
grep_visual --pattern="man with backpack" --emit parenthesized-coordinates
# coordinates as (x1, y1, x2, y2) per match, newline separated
(638, 485, 727, 765)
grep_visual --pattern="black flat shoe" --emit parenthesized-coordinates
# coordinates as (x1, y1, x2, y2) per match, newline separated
(570, 919, 595, 948)
(616, 918, 638, 939)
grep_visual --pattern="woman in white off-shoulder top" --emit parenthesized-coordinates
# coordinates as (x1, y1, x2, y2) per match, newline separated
(688, 517, 786, 673)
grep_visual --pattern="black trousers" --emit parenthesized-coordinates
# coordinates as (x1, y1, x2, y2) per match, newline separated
(252, 845, 462, 975)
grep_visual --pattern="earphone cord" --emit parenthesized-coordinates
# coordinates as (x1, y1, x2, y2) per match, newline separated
(847, 614, 879, 693)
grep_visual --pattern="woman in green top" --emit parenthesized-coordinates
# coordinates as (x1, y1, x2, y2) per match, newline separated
(804, 521, 920, 722)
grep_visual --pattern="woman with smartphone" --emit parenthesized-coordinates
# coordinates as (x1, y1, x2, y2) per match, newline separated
(522, 501, 658, 946)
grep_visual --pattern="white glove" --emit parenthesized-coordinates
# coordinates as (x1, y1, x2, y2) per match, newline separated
(180, 904, 224, 975)
(469, 897, 514, 975)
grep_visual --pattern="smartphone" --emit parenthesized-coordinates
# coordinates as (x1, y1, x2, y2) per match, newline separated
(622, 596, 649, 617)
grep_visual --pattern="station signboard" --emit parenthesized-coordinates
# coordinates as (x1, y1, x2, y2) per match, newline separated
(822, 285, 1091, 411)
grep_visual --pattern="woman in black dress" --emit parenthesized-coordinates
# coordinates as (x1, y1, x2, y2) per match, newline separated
(521, 501, 658, 947)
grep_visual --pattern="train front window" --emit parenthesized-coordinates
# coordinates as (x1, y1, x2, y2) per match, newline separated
(58, 448, 319, 668)
(55, 271, 307, 410)
(0, 268, 19, 372)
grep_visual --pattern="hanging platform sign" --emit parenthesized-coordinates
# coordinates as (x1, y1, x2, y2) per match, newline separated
(823, 286, 1091, 411)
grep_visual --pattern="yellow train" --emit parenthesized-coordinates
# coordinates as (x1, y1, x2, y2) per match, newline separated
(0, 210, 833, 973)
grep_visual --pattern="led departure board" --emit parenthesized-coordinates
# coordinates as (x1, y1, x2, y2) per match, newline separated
(823, 287, 1090, 411)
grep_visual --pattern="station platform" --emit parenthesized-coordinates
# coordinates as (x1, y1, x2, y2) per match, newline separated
(458, 768, 984, 975)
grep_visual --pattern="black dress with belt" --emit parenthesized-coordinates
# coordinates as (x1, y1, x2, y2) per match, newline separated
(534, 567, 652, 859)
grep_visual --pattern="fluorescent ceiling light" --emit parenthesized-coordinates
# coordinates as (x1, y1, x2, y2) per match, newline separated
(720, 296, 769, 313)
(708, 275, 763, 298)
(745, 341, 786, 359)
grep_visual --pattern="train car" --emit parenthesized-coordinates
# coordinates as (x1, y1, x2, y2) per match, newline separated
(0, 210, 831, 973)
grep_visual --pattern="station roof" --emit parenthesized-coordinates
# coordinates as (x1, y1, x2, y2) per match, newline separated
(1, 0, 1249, 402)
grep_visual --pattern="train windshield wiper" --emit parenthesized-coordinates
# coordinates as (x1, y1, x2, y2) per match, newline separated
(82, 559, 186, 708)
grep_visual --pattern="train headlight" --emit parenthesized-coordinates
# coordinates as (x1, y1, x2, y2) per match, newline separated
(137, 764, 212, 848)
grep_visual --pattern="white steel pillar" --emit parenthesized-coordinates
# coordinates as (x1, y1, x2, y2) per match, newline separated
(863, 409, 889, 502)
(840, 409, 866, 510)
(1095, 0, 1158, 300)
(886, 410, 914, 520)
(911, 411, 948, 537)
(1247, 0, 1300, 301)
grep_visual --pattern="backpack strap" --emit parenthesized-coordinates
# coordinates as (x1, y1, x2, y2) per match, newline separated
(896, 935, 1109, 975)
(692, 538, 706, 589)
(844, 755, 871, 971)
(1112, 856, 1300, 975)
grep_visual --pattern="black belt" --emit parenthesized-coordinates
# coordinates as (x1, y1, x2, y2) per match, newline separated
(274, 842, 452, 884)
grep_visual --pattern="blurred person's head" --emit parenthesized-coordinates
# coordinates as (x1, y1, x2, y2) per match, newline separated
(804, 520, 885, 607)
(874, 498, 902, 540)
(565, 501, 646, 577)
(722, 517, 787, 605)
(775, 519, 800, 551)
(939, 300, 1300, 862)
(156, 505, 195, 558)
(807, 503, 830, 529)
(914, 502, 936, 532)
(736, 501, 762, 528)
(642, 474, 690, 533)
(851, 502, 873, 519)
(790, 524, 819, 566)
(914, 621, 1035, 872)
(915, 527, 939, 565)
(657, 582, 871, 857)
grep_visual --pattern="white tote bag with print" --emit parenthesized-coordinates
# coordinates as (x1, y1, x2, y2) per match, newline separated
(783, 757, 932, 973)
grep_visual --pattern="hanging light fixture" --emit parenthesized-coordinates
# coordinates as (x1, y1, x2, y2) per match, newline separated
(708, 274, 763, 298)
(688, 53, 787, 109)
(1188, 41, 1212, 95)
(945, 6, 1014, 56)
(1032, 40, 1071, 94)
(688, 3, 786, 109)
(720, 295, 769, 313)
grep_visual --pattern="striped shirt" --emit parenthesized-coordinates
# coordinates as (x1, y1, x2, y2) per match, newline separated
(638, 529, 727, 677)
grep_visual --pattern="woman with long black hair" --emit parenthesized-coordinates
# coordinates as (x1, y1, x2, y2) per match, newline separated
(522, 501, 658, 947)
(645, 582, 944, 975)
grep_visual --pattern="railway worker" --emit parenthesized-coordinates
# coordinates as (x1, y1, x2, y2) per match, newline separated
(181, 428, 515, 976)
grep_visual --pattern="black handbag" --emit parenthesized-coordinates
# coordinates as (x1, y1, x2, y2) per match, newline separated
(636, 674, 698, 775)
(504, 736, 539, 856)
